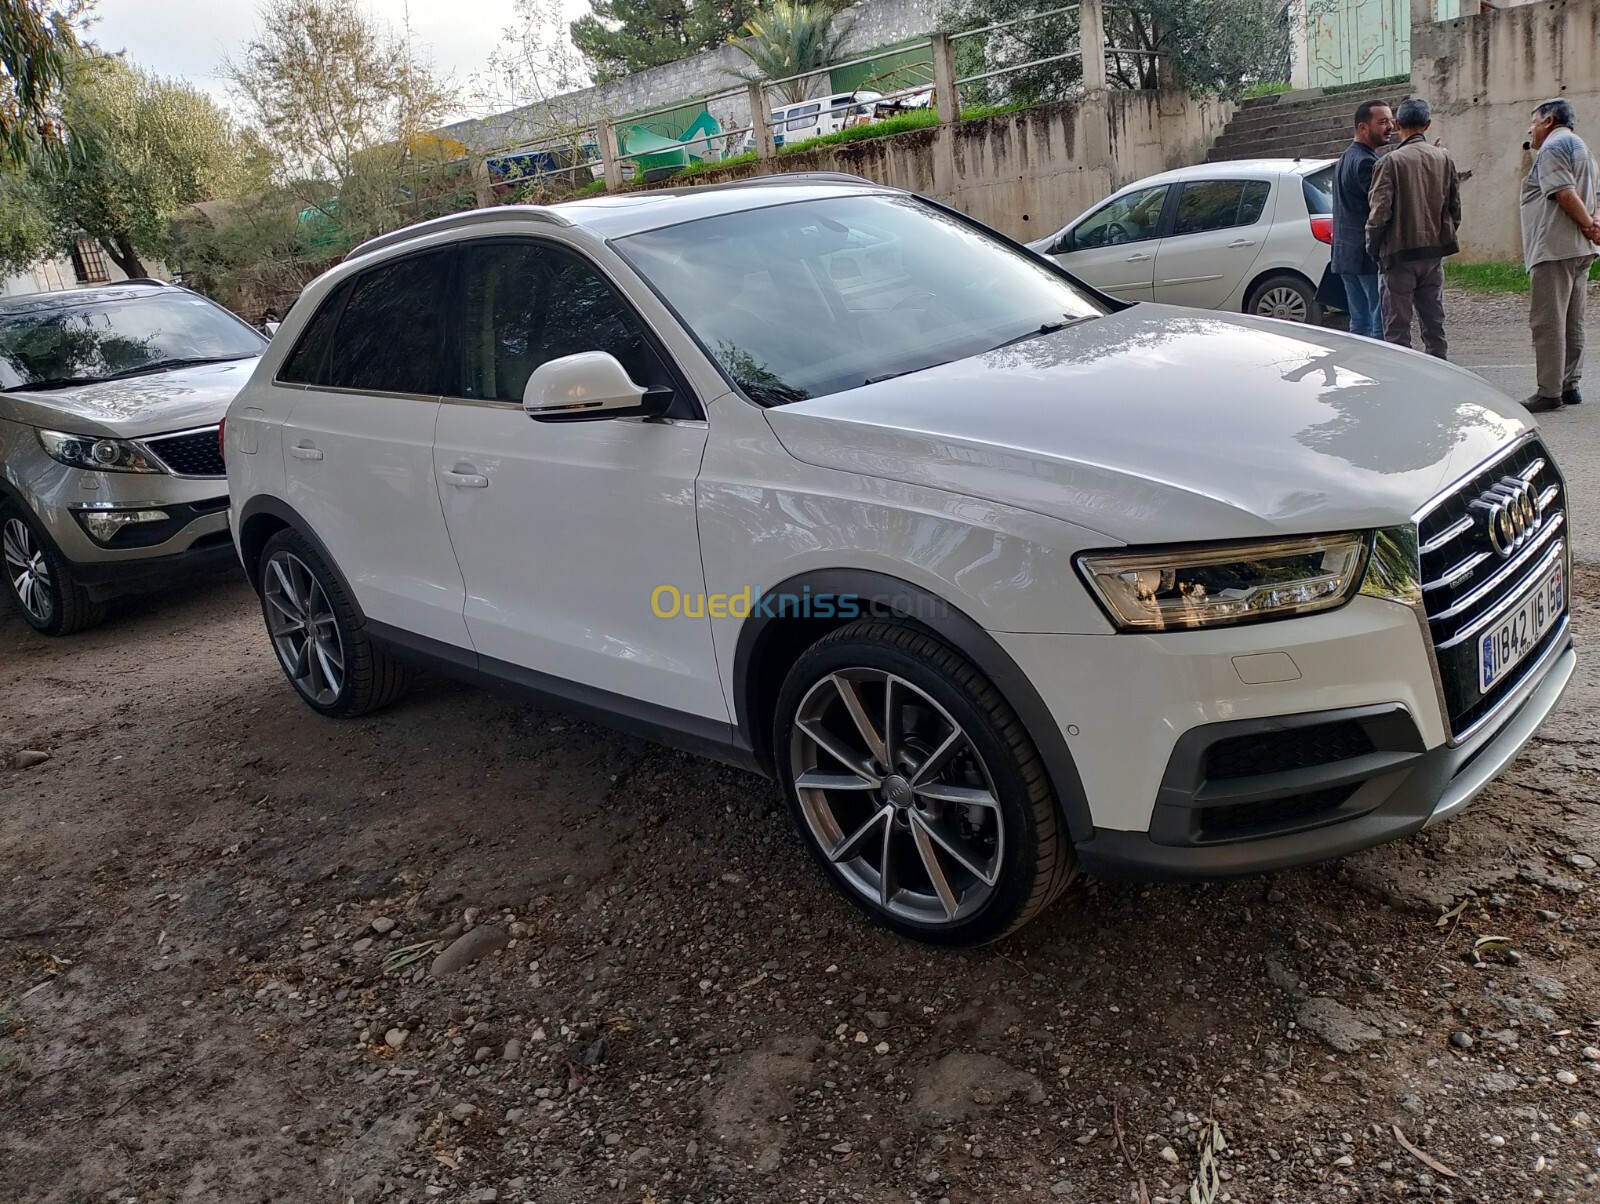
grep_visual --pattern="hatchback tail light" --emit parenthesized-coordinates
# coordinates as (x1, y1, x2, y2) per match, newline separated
(1310, 216, 1334, 245)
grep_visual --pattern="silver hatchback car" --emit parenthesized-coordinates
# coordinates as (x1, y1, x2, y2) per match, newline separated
(0, 282, 265, 634)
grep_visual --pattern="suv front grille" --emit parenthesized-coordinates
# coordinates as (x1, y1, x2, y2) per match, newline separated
(143, 427, 224, 478)
(1418, 438, 1567, 737)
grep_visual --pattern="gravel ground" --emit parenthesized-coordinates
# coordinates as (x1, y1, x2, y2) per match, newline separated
(2, 288, 1598, 1204)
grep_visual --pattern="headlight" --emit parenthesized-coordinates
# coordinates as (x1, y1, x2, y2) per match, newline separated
(1077, 533, 1371, 631)
(37, 429, 161, 473)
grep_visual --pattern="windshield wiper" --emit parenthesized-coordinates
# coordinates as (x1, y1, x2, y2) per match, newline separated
(865, 358, 959, 387)
(93, 354, 255, 382)
(987, 314, 1094, 352)
(1, 377, 102, 393)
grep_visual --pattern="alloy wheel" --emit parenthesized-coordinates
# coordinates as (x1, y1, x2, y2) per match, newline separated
(1256, 286, 1309, 322)
(789, 668, 1005, 926)
(3, 517, 55, 626)
(263, 550, 346, 706)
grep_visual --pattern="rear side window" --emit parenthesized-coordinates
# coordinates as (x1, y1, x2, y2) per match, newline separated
(277, 284, 346, 385)
(1302, 167, 1334, 216)
(455, 240, 671, 404)
(1173, 180, 1272, 236)
(324, 251, 452, 394)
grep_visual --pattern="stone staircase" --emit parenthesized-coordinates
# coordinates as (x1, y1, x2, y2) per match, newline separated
(1206, 88, 1406, 164)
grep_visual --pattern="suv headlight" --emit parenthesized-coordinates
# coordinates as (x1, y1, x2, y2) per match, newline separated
(38, 429, 161, 474)
(1077, 533, 1371, 631)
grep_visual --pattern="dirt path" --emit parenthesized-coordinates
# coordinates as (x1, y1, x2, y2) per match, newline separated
(2, 557, 1597, 1203)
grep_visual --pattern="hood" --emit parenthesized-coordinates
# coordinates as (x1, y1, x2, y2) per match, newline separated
(765, 306, 1529, 545)
(0, 358, 260, 438)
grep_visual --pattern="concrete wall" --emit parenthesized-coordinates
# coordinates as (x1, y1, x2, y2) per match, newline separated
(443, 0, 936, 152)
(1412, 0, 1600, 260)
(620, 90, 1234, 241)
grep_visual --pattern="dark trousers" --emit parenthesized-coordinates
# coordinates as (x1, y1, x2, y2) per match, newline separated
(1380, 259, 1447, 358)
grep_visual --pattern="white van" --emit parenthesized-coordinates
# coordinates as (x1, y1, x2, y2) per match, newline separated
(743, 91, 884, 151)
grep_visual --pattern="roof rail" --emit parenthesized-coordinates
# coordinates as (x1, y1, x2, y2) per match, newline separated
(121, 277, 169, 286)
(346, 205, 572, 262)
(650, 171, 886, 196)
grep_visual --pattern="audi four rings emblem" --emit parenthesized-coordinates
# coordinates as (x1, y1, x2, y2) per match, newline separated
(1472, 476, 1542, 559)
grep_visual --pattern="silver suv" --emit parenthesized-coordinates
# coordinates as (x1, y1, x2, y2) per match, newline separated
(0, 281, 266, 634)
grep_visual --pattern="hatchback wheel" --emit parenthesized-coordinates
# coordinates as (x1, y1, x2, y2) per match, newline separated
(774, 620, 1077, 945)
(1, 503, 105, 636)
(1246, 273, 1320, 325)
(258, 529, 410, 717)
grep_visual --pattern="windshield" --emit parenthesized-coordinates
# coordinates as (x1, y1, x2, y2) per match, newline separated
(0, 291, 265, 390)
(616, 195, 1106, 405)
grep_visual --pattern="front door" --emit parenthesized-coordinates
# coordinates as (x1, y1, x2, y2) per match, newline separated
(1053, 183, 1171, 301)
(431, 238, 727, 722)
(1307, 0, 1410, 87)
(1153, 179, 1272, 310)
(278, 249, 472, 649)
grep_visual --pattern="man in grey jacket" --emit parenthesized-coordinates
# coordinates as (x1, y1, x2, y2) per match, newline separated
(1365, 97, 1461, 358)
(1520, 99, 1600, 412)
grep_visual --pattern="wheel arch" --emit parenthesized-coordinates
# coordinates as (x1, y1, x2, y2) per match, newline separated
(732, 568, 1095, 844)
(236, 496, 365, 626)
(1242, 266, 1317, 313)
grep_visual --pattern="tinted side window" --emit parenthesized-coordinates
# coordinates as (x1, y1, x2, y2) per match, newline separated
(325, 252, 451, 394)
(456, 241, 668, 404)
(1173, 181, 1260, 236)
(277, 284, 346, 385)
(1072, 184, 1170, 249)
(1239, 180, 1271, 225)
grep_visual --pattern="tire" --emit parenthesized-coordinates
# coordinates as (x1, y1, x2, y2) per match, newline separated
(1245, 273, 1322, 325)
(773, 620, 1077, 946)
(257, 528, 410, 717)
(0, 502, 106, 636)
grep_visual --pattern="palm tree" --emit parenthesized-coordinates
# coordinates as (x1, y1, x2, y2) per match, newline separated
(730, 2, 855, 106)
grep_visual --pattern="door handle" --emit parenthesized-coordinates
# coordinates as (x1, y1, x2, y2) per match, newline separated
(1125, 252, 1152, 262)
(442, 467, 489, 489)
(290, 444, 323, 461)
(1228, 238, 1257, 248)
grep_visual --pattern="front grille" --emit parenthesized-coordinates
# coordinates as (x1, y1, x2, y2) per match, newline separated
(143, 427, 224, 477)
(1199, 786, 1356, 840)
(1418, 438, 1567, 736)
(1204, 720, 1375, 780)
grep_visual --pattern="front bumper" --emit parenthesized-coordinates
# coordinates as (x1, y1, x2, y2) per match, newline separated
(994, 590, 1575, 882)
(1075, 631, 1574, 880)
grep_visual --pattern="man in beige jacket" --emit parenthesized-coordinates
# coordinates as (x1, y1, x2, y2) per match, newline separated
(1519, 99, 1599, 412)
(1365, 97, 1461, 358)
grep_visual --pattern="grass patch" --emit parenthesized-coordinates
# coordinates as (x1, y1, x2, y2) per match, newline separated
(1446, 259, 1600, 295)
(571, 178, 608, 198)
(1243, 81, 1293, 99)
(674, 150, 757, 179)
(1320, 73, 1411, 98)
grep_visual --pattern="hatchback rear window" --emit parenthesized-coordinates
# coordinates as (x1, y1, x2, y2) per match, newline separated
(1302, 168, 1334, 216)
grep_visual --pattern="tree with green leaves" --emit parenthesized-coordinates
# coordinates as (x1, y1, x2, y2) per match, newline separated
(729, 2, 854, 105)
(0, 0, 86, 167)
(0, 55, 266, 280)
(938, 0, 1290, 104)
(24, 56, 267, 278)
(570, 0, 763, 83)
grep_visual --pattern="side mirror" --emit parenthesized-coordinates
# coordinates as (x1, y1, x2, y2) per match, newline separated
(522, 351, 672, 422)
(1051, 230, 1073, 255)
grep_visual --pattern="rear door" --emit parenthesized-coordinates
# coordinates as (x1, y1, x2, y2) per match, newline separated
(1152, 178, 1272, 310)
(1050, 183, 1171, 301)
(277, 250, 472, 649)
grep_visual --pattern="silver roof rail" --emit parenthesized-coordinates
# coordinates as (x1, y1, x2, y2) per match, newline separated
(650, 171, 887, 195)
(346, 204, 573, 262)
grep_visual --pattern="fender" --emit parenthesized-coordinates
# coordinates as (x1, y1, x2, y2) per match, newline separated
(235, 494, 361, 616)
(732, 568, 1096, 844)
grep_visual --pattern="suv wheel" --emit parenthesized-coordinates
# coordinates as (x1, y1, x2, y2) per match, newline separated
(1, 503, 106, 636)
(774, 620, 1077, 946)
(258, 529, 410, 717)
(1246, 273, 1321, 325)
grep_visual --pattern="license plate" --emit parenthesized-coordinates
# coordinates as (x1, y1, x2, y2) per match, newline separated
(1478, 564, 1565, 693)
